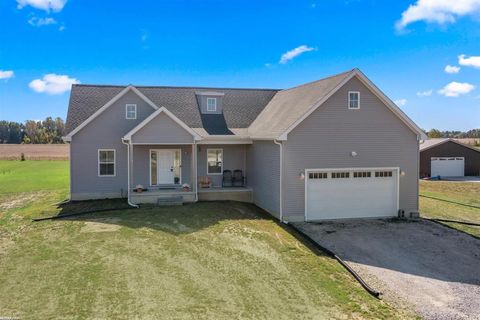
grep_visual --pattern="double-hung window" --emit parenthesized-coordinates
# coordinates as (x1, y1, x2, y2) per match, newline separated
(98, 149, 115, 176)
(207, 148, 223, 174)
(126, 104, 137, 119)
(348, 91, 360, 109)
(206, 98, 217, 112)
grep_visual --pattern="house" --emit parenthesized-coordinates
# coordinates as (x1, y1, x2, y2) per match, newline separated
(419, 138, 480, 178)
(63, 68, 426, 222)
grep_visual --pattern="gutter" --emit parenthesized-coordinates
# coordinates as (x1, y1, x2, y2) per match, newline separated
(273, 139, 283, 222)
(121, 139, 139, 208)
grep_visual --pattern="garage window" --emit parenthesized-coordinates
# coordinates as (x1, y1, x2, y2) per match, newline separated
(309, 172, 328, 179)
(332, 172, 350, 179)
(375, 171, 393, 178)
(353, 171, 371, 178)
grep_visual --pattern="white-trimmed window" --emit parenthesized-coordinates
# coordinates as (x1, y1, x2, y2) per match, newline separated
(206, 98, 217, 111)
(348, 91, 360, 109)
(207, 148, 223, 174)
(98, 149, 115, 176)
(126, 104, 137, 119)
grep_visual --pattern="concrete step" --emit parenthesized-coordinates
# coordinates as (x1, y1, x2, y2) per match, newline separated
(156, 196, 183, 206)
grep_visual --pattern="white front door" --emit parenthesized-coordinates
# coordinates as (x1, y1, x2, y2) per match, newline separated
(431, 157, 464, 177)
(156, 150, 175, 184)
(305, 168, 398, 221)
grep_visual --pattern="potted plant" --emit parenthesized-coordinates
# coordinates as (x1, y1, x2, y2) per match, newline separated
(182, 183, 190, 192)
(135, 184, 144, 193)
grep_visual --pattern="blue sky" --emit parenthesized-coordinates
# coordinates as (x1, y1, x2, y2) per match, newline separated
(1, 0, 479, 131)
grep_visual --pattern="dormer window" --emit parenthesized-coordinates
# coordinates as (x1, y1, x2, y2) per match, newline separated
(126, 104, 137, 119)
(207, 98, 217, 112)
(348, 91, 360, 109)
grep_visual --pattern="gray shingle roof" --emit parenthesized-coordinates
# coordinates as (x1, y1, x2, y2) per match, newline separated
(248, 70, 354, 138)
(65, 85, 279, 134)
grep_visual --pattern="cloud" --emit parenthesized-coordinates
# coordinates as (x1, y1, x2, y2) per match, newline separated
(444, 65, 460, 73)
(396, 0, 480, 30)
(458, 54, 480, 68)
(417, 89, 433, 97)
(279, 45, 316, 64)
(0, 70, 14, 80)
(29, 74, 80, 95)
(28, 16, 57, 27)
(394, 99, 407, 107)
(17, 0, 67, 12)
(438, 81, 475, 97)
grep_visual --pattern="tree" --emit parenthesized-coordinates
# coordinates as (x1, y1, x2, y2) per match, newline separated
(427, 129, 443, 138)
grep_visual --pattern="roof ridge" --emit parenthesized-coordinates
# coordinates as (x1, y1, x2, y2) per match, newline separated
(73, 83, 280, 92)
(277, 68, 356, 93)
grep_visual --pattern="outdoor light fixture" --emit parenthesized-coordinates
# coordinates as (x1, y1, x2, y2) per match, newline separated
(400, 170, 406, 176)
(299, 172, 305, 180)
(351, 151, 358, 157)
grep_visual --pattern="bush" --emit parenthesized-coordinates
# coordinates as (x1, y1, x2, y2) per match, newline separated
(20, 153, 25, 161)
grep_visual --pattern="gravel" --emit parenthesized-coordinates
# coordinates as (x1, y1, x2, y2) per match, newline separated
(294, 219, 480, 320)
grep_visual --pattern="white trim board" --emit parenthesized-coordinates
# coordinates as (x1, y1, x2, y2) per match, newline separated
(278, 69, 427, 141)
(123, 107, 202, 141)
(64, 86, 159, 141)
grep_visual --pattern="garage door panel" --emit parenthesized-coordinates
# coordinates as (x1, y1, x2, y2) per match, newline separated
(306, 169, 398, 221)
(431, 158, 464, 177)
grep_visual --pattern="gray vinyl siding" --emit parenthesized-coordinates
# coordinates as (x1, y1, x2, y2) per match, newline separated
(132, 145, 193, 187)
(246, 141, 280, 217)
(197, 144, 247, 187)
(70, 90, 155, 199)
(283, 77, 419, 221)
(197, 95, 223, 114)
(131, 113, 194, 144)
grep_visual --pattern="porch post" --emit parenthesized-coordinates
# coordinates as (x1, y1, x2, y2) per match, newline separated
(192, 142, 198, 201)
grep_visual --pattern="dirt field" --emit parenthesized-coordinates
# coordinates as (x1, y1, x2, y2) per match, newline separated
(0, 144, 69, 160)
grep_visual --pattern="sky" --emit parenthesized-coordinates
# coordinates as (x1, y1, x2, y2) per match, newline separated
(1, 0, 480, 131)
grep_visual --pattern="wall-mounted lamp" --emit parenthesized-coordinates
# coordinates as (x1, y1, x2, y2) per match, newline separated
(299, 172, 305, 180)
(400, 170, 406, 176)
(351, 151, 358, 157)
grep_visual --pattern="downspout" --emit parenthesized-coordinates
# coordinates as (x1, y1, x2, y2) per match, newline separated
(273, 139, 283, 222)
(122, 139, 139, 208)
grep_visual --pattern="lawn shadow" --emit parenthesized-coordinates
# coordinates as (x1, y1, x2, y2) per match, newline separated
(51, 199, 270, 235)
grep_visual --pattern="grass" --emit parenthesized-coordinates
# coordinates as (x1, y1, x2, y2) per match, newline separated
(0, 160, 411, 319)
(420, 180, 480, 237)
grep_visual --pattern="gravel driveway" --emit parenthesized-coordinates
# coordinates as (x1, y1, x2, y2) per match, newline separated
(293, 219, 480, 320)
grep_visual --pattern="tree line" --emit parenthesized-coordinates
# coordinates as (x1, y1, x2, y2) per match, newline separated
(0, 117, 65, 144)
(427, 128, 480, 139)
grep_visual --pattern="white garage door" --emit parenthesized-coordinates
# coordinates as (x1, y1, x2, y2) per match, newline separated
(431, 157, 464, 177)
(305, 168, 398, 221)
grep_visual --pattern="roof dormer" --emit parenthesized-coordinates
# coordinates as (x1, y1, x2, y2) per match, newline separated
(195, 91, 224, 114)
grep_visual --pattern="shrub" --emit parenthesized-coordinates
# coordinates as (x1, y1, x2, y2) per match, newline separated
(20, 153, 25, 161)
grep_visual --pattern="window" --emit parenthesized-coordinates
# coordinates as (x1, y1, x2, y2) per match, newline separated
(206, 98, 217, 111)
(332, 172, 350, 179)
(375, 171, 393, 178)
(309, 172, 328, 179)
(348, 91, 360, 109)
(126, 104, 137, 119)
(98, 149, 115, 176)
(207, 148, 223, 174)
(354, 171, 371, 178)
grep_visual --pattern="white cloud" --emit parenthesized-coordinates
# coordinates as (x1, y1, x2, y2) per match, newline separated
(0, 70, 14, 80)
(417, 89, 433, 97)
(458, 54, 480, 68)
(394, 99, 407, 107)
(29, 74, 80, 95)
(17, 0, 67, 12)
(279, 45, 316, 64)
(438, 81, 475, 97)
(444, 65, 460, 73)
(396, 0, 480, 30)
(28, 16, 57, 27)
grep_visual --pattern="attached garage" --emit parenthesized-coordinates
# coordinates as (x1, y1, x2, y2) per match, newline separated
(420, 139, 480, 178)
(305, 168, 399, 221)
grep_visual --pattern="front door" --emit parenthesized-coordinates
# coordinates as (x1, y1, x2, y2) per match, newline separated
(156, 150, 175, 184)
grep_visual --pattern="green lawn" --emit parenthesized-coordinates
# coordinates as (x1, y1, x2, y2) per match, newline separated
(420, 180, 480, 237)
(0, 160, 411, 319)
